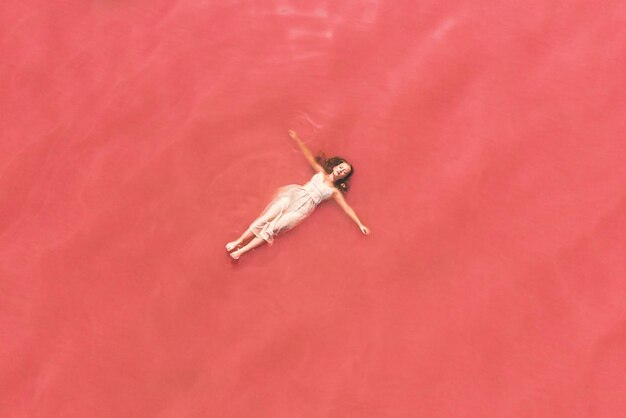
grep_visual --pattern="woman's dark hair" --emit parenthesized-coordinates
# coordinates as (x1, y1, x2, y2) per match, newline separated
(315, 152, 354, 193)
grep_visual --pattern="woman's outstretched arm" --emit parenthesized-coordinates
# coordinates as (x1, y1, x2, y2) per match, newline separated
(288, 130, 324, 172)
(332, 190, 370, 235)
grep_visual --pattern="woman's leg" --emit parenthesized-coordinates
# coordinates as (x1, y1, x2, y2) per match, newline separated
(226, 196, 288, 252)
(230, 212, 305, 259)
(230, 237, 266, 259)
(226, 228, 255, 251)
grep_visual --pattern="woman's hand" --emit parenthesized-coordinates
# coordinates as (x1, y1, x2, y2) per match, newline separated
(359, 225, 370, 235)
(288, 130, 299, 140)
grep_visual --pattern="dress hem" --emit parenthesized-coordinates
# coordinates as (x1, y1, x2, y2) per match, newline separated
(248, 227, 274, 245)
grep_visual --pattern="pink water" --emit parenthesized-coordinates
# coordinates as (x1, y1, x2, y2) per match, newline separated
(2, 0, 626, 416)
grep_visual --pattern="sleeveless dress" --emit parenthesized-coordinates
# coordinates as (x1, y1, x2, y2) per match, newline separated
(248, 171, 336, 245)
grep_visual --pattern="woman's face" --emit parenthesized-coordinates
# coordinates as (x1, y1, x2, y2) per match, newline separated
(332, 162, 351, 179)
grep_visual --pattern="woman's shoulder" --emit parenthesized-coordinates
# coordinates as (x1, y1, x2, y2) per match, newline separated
(312, 170, 325, 179)
(311, 169, 324, 178)
(315, 171, 336, 190)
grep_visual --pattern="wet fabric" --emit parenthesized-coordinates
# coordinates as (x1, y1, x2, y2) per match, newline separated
(249, 172, 335, 244)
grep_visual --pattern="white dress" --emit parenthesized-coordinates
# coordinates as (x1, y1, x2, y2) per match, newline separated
(248, 171, 336, 244)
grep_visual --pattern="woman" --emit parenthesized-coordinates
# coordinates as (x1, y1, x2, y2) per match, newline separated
(226, 130, 370, 260)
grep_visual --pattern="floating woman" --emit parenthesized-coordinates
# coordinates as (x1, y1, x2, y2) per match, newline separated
(225, 130, 370, 260)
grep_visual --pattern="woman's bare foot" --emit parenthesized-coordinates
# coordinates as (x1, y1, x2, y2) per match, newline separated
(226, 240, 241, 252)
(230, 249, 242, 260)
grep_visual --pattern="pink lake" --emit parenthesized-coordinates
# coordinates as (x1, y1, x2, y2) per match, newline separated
(1, 0, 625, 416)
